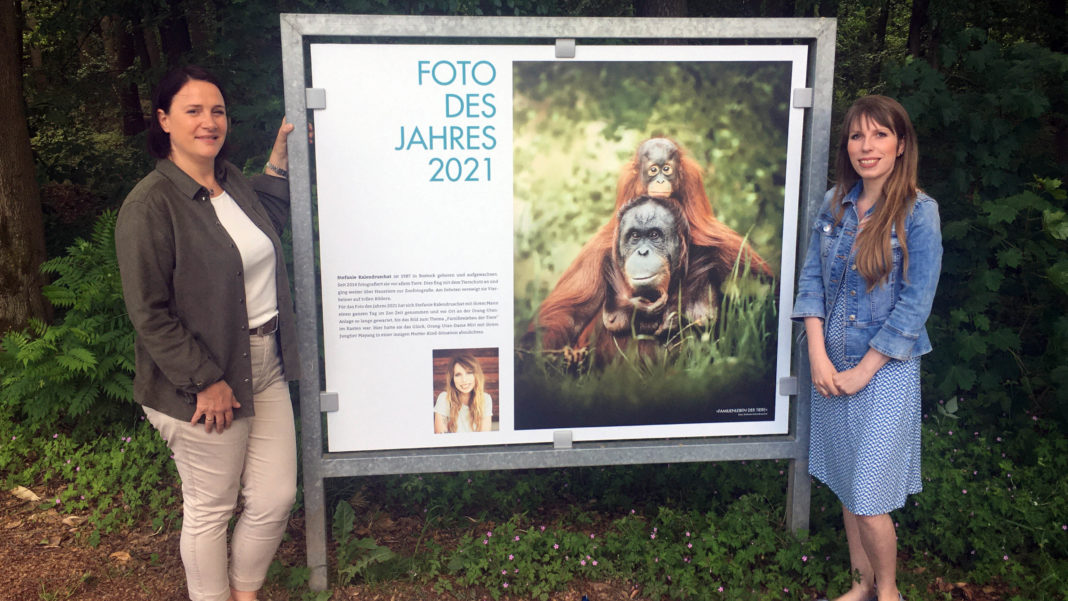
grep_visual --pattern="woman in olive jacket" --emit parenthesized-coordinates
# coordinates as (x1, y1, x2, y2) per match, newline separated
(116, 65, 299, 601)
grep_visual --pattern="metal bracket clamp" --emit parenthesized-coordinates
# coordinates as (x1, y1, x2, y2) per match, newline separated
(792, 88, 814, 109)
(553, 430, 573, 449)
(779, 376, 799, 397)
(555, 38, 576, 59)
(306, 88, 327, 110)
(319, 391, 339, 413)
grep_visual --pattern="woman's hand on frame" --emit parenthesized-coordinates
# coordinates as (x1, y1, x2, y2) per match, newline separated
(266, 117, 296, 175)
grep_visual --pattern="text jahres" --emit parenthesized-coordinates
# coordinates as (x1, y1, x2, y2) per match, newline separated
(396, 60, 500, 182)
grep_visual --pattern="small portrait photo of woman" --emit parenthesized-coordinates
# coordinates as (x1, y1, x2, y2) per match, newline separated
(432, 349, 499, 433)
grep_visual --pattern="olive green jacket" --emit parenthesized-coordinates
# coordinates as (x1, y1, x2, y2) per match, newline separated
(115, 159, 300, 421)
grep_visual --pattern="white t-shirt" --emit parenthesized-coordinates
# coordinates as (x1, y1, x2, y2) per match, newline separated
(433, 391, 492, 432)
(210, 191, 278, 328)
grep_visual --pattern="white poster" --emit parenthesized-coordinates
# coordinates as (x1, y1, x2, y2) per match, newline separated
(312, 44, 806, 452)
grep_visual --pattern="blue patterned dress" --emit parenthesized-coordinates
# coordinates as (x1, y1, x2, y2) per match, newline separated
(808, 255, 923, 516)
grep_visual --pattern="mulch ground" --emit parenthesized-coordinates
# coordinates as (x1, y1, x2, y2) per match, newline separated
(1, 486, 1006, 601)
(0, 486, 639, 601)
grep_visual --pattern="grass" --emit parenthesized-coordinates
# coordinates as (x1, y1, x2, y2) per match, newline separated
(515, 258, 778, 429)
(2, 407, 1065, 600)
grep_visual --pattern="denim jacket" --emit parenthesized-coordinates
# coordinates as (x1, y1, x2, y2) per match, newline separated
(791, 183, 942, 361)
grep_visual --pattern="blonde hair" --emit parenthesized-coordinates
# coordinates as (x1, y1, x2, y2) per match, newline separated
(832, 95, 919, 291)
(444, 354, 486, 432)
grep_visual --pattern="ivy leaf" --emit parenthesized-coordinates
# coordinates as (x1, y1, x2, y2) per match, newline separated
(1047, 259, 1068, 295)
(942, 220, 970, 240)
(1036, 178, 1066, 200)
(987, 328, 1020, 351)
(1010, 190, 1047, 211)
(949, 308, 969, 325)
(958, 332, 988, 361)
(1043, 209, 1068, 240)
(996, 247, 1023, 268)
(1051, 366, 1068, 401)
(942, 364, 977, 392)
(982, 200, 1018, 225)
(980, 269, 1004, 291)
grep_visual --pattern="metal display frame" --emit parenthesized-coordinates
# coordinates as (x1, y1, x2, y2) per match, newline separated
(279, 14, 835, 590)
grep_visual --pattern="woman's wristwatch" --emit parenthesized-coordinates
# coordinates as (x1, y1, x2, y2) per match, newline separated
(265, 161, 288, 178)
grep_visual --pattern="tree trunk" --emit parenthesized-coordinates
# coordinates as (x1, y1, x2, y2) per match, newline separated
(184, 0, 213, 55)
(159, 0, 191, 64)
(635, 0, 688, 17)
(762, 0, 796, 18)
(21, 3, 43, 88)
(1050, 0, 1067, 53)
(0, 0, 49, 334)
(101, 15, 146, 136)
(870, 0, 890, 80)
(907, 0, 929, 60)
(140, 17, 161, 69)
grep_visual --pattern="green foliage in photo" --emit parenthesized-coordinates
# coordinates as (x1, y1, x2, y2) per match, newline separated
(515, 266, 777, 428)
(513, 59, 792, 331)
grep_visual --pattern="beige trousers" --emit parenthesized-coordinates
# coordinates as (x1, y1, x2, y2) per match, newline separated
(144, 333, 296, 601)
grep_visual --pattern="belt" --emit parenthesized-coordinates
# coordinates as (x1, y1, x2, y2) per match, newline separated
(250, 315, 279, 336)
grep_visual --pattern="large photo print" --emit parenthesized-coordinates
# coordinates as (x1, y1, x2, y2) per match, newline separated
(513, 60, 791, 430)
(310, 44, 804, 451)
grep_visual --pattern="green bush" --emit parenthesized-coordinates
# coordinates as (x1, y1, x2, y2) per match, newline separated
(0, 211, 178, 539)
(326, 416, 1066, 600)
(899, 412, 1068, 599)
(0, 210, 137, 431)
(882, 30, 1068, 426)
(0, 419, 179, 540)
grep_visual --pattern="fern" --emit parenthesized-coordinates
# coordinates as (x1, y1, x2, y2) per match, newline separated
(0, 210, 137, 431)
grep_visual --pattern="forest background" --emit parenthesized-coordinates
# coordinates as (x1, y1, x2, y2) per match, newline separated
(0, 0, 1065, 600)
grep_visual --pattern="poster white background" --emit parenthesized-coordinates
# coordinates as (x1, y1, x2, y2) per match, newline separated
(312, 44, 806, 452)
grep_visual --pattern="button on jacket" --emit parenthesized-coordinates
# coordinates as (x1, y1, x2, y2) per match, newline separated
(791, 183, 942, 361)
(116, 159, 300, 421)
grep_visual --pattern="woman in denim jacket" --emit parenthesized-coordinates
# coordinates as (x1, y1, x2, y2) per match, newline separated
(792, 95, 942, 601)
